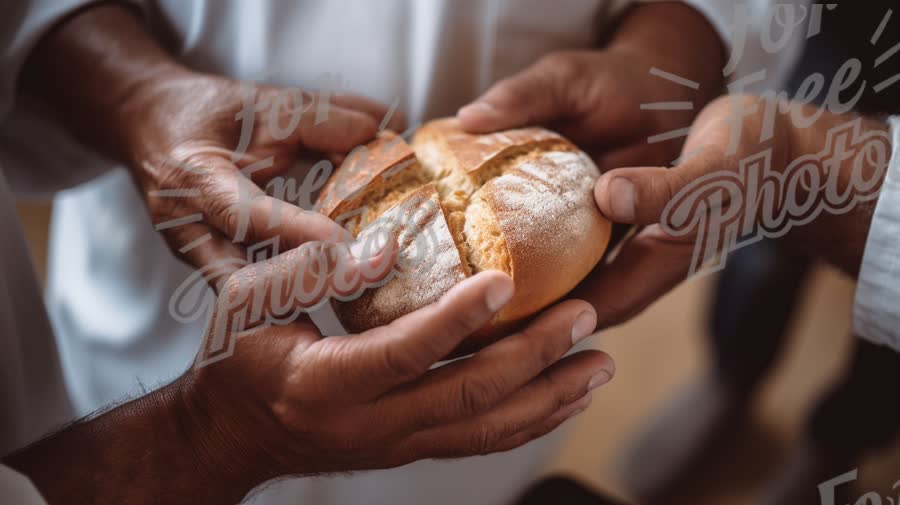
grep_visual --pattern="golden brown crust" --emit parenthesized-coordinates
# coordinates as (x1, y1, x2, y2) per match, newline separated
(415, 117, 575, 174)
(316, 118, 611, 351)
(334, 184, 469, 333)
(478, 150, 611, 326)
(316, 131, 417, 219)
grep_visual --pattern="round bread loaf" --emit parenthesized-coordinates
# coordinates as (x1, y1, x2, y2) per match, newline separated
(316, 117, 611, 352)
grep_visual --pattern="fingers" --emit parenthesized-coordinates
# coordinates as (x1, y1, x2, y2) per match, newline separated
(591, 139, 682, 173)
(379, 299, 602, 427)
(397, 350, 612, 459)
(164, 221, 247, 291)
(196, 157, 354, 248)
(252, 86, 380, 154)
(154, 153, 355, 275)
(593, 147, 726, 225)
(594, 167, 672, 225)
(292, 102, 380, 154)
(592, 94, 790, 226)
(573, 227, 694, 328)
(331, 94, 407, 132)
(339, 271, 515, 398)
(489, 393, 592, 453)
(259, 88, 402, 153)
(218, 232, 398, 327)
(457, 53, 580, 133)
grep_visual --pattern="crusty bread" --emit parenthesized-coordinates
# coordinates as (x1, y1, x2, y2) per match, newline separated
(316, 117, 611, 352)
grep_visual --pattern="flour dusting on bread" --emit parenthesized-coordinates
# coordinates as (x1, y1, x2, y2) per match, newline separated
(317, 118, 611, 346)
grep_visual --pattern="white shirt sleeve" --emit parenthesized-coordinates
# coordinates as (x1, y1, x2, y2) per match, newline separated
(0, 0, 132, 197)
(0, 465, 48, 505)
(853, 116, 900, 352)
(596, 1, 809, 92)
(675, 0, 811, 92)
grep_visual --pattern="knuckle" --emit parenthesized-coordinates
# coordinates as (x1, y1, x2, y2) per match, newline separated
(201, 180, 234, 215)
(538, 373, 572, 411)
(439, 299, 488, 337)
(540, 51, 583, 80)
(521, 326, 567, 371)
(539, 333, 567, 369)
(468, 423, 502, 455)
(379, 341, 426, 380)
(457, 375, 502, 416)
(222, 204, 251, 241)
(156, 157, 189, 191)
(664, 171, 690, 203)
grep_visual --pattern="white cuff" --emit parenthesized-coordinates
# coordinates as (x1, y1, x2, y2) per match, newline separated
(677, 0, 810, 92)
(0, 465, 47, 505)
(853, 116, 900, 352)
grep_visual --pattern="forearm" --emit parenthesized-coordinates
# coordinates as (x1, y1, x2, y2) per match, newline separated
(605, 2, 726, 106)
(23, 3, 192, 166)
(2, 379, 262, 505)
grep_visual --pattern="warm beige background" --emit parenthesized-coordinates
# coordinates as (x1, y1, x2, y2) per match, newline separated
(15, 200, 900, 504)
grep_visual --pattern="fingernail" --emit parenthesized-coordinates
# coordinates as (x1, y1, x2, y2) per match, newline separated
(485, 280, 514, 313)
(609, 177, 636, 222)
(588, 370, 612, 390)
(571, 311, 597, 344)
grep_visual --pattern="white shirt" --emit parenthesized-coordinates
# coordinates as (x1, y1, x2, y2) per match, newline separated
(0, 1, 808, 504)
(0, 465, 46, 505)
(854, 117, 900, 352)
(0, 166, 68, 504)
(0, 3, 83, 501)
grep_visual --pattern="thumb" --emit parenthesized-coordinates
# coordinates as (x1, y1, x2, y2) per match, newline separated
(594, 147, 727, 225)
(457, 56, 574, 133)
(594, 167, 679, 225)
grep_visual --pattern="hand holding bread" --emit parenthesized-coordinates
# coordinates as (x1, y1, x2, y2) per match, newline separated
(317, 118, 611, 352)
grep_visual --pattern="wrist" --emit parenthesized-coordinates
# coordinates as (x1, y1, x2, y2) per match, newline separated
(781, 107, 892, 274)
(605, 2, 725, 104)
(4, 375, 268, 505)
(166, 371, 283, 502)
(24, 4, 196, 167)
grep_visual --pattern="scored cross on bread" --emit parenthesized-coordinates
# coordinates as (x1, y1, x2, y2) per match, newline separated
(316, 117, 611, 353)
